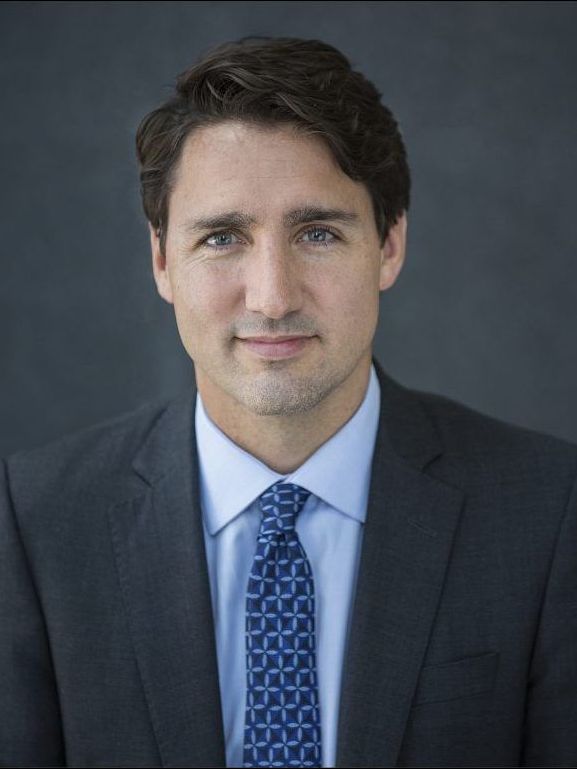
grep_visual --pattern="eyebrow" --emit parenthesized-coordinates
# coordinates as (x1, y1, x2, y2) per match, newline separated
(178, 205, 361, 235)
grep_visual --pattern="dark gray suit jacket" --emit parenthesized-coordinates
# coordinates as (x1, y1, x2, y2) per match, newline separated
(2, 356, 577, 767)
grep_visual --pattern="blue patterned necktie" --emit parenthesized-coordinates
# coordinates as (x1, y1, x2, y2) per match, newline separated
(243, 482, 323, 768)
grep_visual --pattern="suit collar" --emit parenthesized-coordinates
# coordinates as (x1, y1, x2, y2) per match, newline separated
(371, 356, 444, 470)
(114, 355, 461, 767)
(131, 384, 196, 487)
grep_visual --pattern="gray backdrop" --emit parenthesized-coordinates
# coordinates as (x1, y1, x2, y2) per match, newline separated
(2, 0, 576, 457)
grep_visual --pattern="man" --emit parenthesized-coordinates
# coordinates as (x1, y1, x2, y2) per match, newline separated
(1, 35, 576, 768)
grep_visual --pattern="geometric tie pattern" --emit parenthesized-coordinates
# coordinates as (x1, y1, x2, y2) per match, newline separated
(243, 482, 323, 768)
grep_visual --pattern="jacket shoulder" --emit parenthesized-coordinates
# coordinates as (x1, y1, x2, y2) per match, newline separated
(3, 393, 177, 509)
(410, 383, 577, 481)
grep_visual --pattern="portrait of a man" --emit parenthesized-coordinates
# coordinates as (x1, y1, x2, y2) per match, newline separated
(1, 31, 576, 769)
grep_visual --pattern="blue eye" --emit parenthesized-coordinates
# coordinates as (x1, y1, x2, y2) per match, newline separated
(204, 231, 239, 249)
(201, 226, 339, 251)
(300, 226, 339, 246)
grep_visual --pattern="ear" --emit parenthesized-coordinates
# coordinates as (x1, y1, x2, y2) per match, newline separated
(378, 212, 407, 291)
(149, 223, 174, 305)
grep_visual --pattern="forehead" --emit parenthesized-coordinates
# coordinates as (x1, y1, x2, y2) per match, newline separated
(168, 120, 373, 219)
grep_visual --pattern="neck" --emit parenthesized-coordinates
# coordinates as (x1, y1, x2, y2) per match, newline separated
(195, 355, 373, 474)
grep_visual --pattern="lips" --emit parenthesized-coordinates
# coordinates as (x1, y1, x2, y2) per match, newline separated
(241, 336, 309, 343)
(238, 335, 313, 359)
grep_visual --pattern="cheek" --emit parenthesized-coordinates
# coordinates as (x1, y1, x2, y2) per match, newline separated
(317, 266, 379, 325)
(171, 268, 236, 334)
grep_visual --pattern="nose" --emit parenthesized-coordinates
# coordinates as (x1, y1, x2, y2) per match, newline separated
(244, 240, 304, 319)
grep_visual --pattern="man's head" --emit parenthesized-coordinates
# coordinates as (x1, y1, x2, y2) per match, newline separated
(136, 37, 410, 420)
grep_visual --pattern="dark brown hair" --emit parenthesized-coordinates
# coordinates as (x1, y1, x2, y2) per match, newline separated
(135, 36, 410, 256)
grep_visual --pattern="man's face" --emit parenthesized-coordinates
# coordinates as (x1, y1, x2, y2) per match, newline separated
(151, 120, 406, 418)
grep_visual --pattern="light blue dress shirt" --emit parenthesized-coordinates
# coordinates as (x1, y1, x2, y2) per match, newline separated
(195, 362, 381, 768)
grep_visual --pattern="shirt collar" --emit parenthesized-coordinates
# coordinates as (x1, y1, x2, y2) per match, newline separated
(195, 363, 381, 535)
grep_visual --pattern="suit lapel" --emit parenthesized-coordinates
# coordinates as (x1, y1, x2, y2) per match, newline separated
(108, 386, 226, 768)
(335, 358, 465, 767)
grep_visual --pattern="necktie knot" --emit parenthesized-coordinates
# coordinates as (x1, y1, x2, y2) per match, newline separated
(257, 481, 311, 541)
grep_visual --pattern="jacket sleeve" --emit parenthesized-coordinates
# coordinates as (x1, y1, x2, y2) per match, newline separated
(0, 457, 65, 767)
(521, 468, 577, 766)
